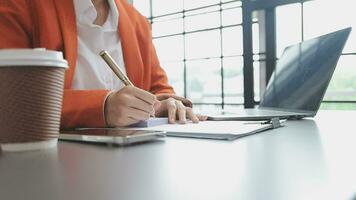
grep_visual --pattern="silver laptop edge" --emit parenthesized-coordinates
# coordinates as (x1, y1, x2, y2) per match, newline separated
(209, 27, 352, 121)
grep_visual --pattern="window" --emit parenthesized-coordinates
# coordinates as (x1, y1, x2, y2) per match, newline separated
(134, 0, 356, 110)
(276, 0, 356, 109)
(134, 0, 244, 110)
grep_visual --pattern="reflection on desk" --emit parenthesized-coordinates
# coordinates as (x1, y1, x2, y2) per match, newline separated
(0, 110, 356, 200)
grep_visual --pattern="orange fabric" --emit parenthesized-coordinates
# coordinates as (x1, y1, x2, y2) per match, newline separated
(0, 0, 174, 129)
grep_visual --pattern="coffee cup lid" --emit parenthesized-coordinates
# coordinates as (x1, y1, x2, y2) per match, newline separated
(0, 49, 68, 68)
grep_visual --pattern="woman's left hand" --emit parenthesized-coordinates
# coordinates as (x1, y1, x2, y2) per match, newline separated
(154, 95, 208, 124)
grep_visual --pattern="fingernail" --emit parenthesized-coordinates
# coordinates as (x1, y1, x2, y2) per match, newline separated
(180, 120, 186, 124)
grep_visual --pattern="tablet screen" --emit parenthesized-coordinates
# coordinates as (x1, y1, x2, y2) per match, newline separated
(59, 129, 166, 145)
(61, 129, 164, 137)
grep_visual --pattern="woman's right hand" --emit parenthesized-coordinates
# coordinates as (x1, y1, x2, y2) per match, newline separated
(104, 86, 157, 127)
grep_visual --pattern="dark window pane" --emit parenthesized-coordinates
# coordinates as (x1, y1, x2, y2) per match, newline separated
(223, 57, 244, 104)
(324, 55, 356, 101)
(184, 0, 220, 10)
(193, 105, 223, 115)
(138, 0, 245, 108)
(252, 22, 260, 55)
(186, 58, 222, 103)
(185, 30, 221, 59)
(152, 16, 183, 37)
(320, 102, 356, 110)
(161, 61, 185, 97)
(185, 10, 220, 32)
(304, 0, 356, 54)
(222, 4, 242, 26)
(254, 61, 260, 102)
(276, 3, 302, 57)
(152, 0, 183, 16)
(222, 26, 243, 56)
(153, 36, 184, 62)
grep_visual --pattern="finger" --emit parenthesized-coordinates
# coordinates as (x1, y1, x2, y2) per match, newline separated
(197, 114, 208, 121)
(155, 93, 170, 101)
(127, 86, 156, 104)
(127, 107, 151, 121)
(166, 98, 177, 123)
(152, 100, 161, 116)
(186, 107, 199, 123)
(156, 94, 193, 108)
(121, 117, 138, 127)
(127, 96, 155, 114)
(153, 100, 161, 110)
(173, 95, 193, 108)
(112, 116, 137, 127)
(175, 100, 187, 124)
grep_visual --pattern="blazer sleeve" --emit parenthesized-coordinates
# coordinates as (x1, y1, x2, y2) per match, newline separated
(0, 0, 32, 48)
(0, 1, 109, 129)
(61, 90, 109, 129)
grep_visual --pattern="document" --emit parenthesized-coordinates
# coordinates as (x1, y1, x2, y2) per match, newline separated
(128, 119, 282, 140)
(128, 117, 169, 128)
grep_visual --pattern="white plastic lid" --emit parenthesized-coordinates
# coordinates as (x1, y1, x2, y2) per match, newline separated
(0, 139, 58, 152)
(0, 48, 68, 68)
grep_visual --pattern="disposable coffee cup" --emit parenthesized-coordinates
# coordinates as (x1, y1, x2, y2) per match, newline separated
(0, 49, 68, 151)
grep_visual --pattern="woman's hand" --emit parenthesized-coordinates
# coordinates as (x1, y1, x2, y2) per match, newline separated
(104, 86, 157, 127)
(154, 94, 208, 124)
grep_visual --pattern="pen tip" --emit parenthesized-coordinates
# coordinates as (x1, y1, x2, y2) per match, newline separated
(99, 50, 107, 56)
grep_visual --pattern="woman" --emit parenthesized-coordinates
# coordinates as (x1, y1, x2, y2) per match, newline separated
(0, 0, 206, 128)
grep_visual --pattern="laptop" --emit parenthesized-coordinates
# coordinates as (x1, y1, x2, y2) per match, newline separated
(208, 27, 352, 121)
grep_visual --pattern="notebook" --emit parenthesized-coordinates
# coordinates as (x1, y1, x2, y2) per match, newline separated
(126, 118, 282, 140)
(129, 117, 169, 127)
(208, 27, 352, 121)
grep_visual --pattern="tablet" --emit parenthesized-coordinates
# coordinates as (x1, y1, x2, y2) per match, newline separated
(59, 129, 166, 145)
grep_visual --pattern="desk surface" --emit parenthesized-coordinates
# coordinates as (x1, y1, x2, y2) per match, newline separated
(1, 110, 356, 200)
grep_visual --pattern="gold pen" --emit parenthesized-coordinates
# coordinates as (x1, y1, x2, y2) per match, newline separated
(99, 50, 156, 117)
(99, 50, 134, 86)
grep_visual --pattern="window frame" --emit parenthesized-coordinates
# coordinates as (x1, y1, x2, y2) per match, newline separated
(134, 0, 356, 108)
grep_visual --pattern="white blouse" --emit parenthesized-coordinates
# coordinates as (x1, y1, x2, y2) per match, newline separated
(72, 0, 126, 91)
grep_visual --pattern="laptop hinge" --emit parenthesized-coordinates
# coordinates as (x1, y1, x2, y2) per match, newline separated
(262, 117, 282, 128)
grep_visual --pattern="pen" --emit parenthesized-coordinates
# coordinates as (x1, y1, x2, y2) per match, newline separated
(99, 50, 193, 110)
(99, 50, 193, 109)
(99, 50, 134, 86)
(99, 50, 155, 117)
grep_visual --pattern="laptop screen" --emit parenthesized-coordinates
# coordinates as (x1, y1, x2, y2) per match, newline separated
(260, 28, 351, 112)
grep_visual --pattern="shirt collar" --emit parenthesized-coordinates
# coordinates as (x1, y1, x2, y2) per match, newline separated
(108, 0, 119, 28)
(73, 0, 119, 28)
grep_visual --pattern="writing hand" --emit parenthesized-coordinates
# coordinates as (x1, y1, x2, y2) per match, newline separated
(104, 86, 156, 127)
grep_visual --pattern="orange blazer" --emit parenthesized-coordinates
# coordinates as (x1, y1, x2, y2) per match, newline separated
(0, 0, 174, 129)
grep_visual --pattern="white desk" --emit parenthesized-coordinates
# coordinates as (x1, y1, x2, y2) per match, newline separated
(1, 110, 356, 200)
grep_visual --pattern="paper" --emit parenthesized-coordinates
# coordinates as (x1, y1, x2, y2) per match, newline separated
(127, 121, 280, 140)
(128, 117, 169, 128)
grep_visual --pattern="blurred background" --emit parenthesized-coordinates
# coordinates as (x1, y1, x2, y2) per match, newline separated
(131, 0, 356, 112)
